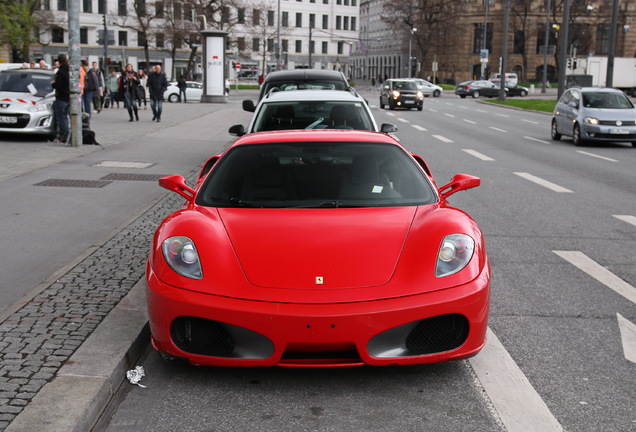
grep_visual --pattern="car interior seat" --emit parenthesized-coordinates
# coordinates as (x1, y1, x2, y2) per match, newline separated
(240, 157, 296, 201)
(339, 154, 400, 199)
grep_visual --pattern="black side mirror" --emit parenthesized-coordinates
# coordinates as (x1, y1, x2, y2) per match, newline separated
(242, 100, 256, 112)
(229, 124, 246, 136)
(380, 123, 398, 133)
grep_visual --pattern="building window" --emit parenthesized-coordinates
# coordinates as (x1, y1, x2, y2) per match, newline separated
(322, 41, 328, 54)
(253, 38, 260, 51)
(80, 28, 88, 44)
(282, 39, 288, 53)
(156, 33, 164, 48)
(309, 14, 315, 28)
(282, 11, 288, 27)
(173, 2, 181, 20)
(336, 16, 341, 30)
(351, 17, 356, 31)
(343, 16, 348, 30)
(136, 0, 145, 15)
(513, 29, 524, 54)
(323, 0, 328, 3)
(98, 0, 106, 14)
(138, 31, 146, 47)
(295, 40, 302, 53)
(337, 41, 344, 54)
(52, 27, 64, 43)
(58, 0, 67, 10)
(221, 6, 230, 23)
(596, 24, 610, 55)
(238, 37, 245, 51)
(473, 23, 492, 54)
(253, 9, 260, 25)
(82, 0, 92, 12)
(352, 0, 356, 5)
(268, 38, 274, 52)
(322, 15, 328, 29)
(118, 0, 126, 16)
(267, 10, 274, 26)
(237, 8, 245, 24)
(310, 40, 315, 54)
(119, 31, 127, 46)
(296, 12, 302, 27)
(337, 0, 341, 4)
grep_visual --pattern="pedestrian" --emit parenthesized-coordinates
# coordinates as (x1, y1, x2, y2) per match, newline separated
(147, 64, 168, 122)
(177, 75, 187, 103)
(371, 76, 376, 91)
(39, 60, 48, 69)
(82, 60, 100, 118)
(51, 54, 70, 144)
(137, 69, 148, 109)
(119, 64, 140, 122)
(91, 62, 105, 113)
(107, 70, 120, 108)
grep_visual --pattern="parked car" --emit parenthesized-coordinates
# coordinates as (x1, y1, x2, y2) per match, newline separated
(229, 89, 397, 136)
(164, 81, 203, 103)
(0, 68, 55, 136)
(454, 80, 507, 98)
(410, 78, 443, 97)
(551, 87, 636, 146)
(505, 83, 529, 97)
(379, 79, 424, 110)
(490, 72, 518, 86)
(146, 129, 491, 367)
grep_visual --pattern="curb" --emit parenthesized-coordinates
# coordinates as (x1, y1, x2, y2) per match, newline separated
(5, 280, 149, 432)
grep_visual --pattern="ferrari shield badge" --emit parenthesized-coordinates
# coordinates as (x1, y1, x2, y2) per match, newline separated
(315, 276, 324, 285)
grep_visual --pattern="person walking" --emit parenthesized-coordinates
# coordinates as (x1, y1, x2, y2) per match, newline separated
(147, 65, 168, 122)
(91, 62, 105, 113)
(82, 60, 99, 118)
(119, 64, 140, 122)
(51, 54, 70, 143)
(137, 69, 148, 109)
(177, 75, 187, 103)
(107, 70, 120, 108)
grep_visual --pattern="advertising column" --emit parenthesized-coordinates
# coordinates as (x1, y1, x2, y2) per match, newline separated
(201, 30, 228, 103)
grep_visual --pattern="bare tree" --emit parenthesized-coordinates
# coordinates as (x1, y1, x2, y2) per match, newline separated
(113, 0, 159, 69)
(151, 1, 198, 79)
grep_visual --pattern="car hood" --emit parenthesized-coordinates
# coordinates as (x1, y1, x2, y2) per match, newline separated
(219, 207, 416, 289)
(581, 107, 636, 120)
(0, 91, 53, 105)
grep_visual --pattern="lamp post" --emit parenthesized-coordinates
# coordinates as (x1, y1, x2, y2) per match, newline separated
(541, 0, 551, 93)
(408, 27, 417, 78)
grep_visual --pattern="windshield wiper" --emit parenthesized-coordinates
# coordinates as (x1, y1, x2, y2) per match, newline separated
(207, 196, 260, 208)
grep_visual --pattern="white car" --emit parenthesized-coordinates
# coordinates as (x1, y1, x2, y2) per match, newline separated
(0, 68, 55, 135)
(163, 81, 203, 103)
(229, 90, 398, 136)
(410, 79, 443, 97)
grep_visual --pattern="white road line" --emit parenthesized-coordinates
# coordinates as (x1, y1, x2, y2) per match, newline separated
(496, 113, 510, 118)
(476, 109, 487, 113)
(397, 118, 409, 123)
(524, 136, 551, 145)
(385, 112, 396, 117)
(522, 119, 539, 124)
(576, 151, 618, 162)
(429, 108, 438, 112)
(412, 124, 428, 132)
(445, 113, 456, 118)
(616, 313, 636, 363)
(553, 251, 636, 304)
(464, 119, 477, 124)
(463, 149, 495, 161)
(433, 135, 454, 143)
(489, 126, 508, 133)
(470, 328, 564, 432)
(514, 172, 573, 193)
(614, 215, 636, 227)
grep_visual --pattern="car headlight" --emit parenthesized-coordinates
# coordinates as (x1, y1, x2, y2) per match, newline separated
(435, 234, 475, 277)
(583, 117, 599, 125)
(162, 236, 203, 279)
(417, 91, 424, 99)
(392, 90, 400, 99)
(28, 103, 51, 113)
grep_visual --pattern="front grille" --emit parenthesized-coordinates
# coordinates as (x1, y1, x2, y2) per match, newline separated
(171, 316, 235, 356)
(0, 113, 30, 128)
(599, 120, 636, 126)
(405, 314, 469, 355)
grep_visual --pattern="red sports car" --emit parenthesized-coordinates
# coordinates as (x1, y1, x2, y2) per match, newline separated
(146, 130, 490, 367)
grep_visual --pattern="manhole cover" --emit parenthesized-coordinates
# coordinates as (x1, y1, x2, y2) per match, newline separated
(100, 173, 165, 181)
(35, 179, 112, 188)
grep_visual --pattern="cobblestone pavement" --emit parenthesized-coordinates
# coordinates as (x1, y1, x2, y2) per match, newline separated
(0, 171, 192, 431)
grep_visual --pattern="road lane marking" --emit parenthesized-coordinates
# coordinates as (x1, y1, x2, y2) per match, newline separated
(576, 151, 618, 162)
(433, 135, 454, 143)
(496, 113, 510, 118)
(445, 113, 456, 118)
(385, 112, 396, 117)
(522, 119, 539, 124)
(397, 117, 410, 123)
(412, 124, 428, 132)
(524, 136, 551, 145)
(428, 108, 438, 112)
(489, 126, 508, 133)
(470, 328, 564, 432)
(514, 172, 573, 193)
(553, 251, 636, 304)
(463, 149, 495, 161)
(614, 215, 636, 227)
(617, 314, 636, 363)
(464, 119, 477, 124)
(476, 109, 487, 113)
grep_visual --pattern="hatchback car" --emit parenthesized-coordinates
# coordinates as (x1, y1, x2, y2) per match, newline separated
(146, 129, 491, 367)
(551, 87, 636, 146)
(379, 79, 424, 110)
(230, 90, 397, 136)
(410, 78, 443, 97)
(455, 80, 507, 98)
(0, 68, 55, 135)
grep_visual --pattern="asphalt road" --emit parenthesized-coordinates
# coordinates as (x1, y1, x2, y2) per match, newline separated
(95, 93, 636, 432)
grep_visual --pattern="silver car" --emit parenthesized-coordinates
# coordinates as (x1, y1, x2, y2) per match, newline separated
(0, 68, 55, 135)
(551, 87, 636, 147)
(410, 78, 443, 97)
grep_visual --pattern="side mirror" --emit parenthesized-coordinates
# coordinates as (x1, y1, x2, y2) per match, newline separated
(229, 124, 246, 136)
(380, 123, 398, 133)
(438, 174, 480, 200)
(159, 175, 195, 202)
(568, 101, 578, 109)
(242, 99, 256, 112)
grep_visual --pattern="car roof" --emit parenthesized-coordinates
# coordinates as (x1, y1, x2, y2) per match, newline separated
(263, 70, 346, 81)
(260, 89, 365, 103)
(232, 130, 401, 148)
(1, 68, 54, 75)
(573, 87, 625, 93)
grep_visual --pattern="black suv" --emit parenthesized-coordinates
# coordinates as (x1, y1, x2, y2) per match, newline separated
(379, 79, 424, 111)
(243, 70, 351, 112)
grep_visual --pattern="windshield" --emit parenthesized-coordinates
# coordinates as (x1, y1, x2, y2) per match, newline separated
(196, 142, 436, 208)
(582, 91, 634, 109)
(252, 101, 375, 132)
(392, 81, 418, 91)
(0, 71, 53, 94)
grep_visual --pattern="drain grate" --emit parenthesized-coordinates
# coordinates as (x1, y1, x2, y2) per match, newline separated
(100, 173, 165, 182)
(35, 179, 112, 188)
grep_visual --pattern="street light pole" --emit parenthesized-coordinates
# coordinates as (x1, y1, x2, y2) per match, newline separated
(541, 0, 551, 93)
(408, 28, 417, 78)
(68, 0, 81, 147)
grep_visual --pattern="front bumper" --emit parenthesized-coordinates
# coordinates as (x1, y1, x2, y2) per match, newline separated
(146, 264, 490, 367)
(0, 111, 54, 134)
(581, 124, 636, 142)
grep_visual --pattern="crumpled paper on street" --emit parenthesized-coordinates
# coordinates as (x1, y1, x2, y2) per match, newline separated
(126, 366, 147, 388)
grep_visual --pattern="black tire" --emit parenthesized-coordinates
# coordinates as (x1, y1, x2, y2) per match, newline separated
(417, 106, 423, 111)
(520, 90, 528, 97)
(551, 119, 561, 141)
(472, 91, 479, 98)
(433, 90, 441, 97)
(460, 95, 466, 99)
(168, 93, 179, 103)
(379, 99, 385, 109)
(573, 124, 585, 146)
(388, 101, 395, 110)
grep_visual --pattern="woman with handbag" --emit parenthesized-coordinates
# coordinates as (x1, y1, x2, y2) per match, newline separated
(119, 64, 140, 122)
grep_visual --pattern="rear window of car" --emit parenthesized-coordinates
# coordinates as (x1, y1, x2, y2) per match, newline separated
(0, 71, 53, 94)
(262, 79, 347, 96)
(197, 142, 436, 208)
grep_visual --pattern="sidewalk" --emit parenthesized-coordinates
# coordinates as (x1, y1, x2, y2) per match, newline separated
(0, 92, 257, 431)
